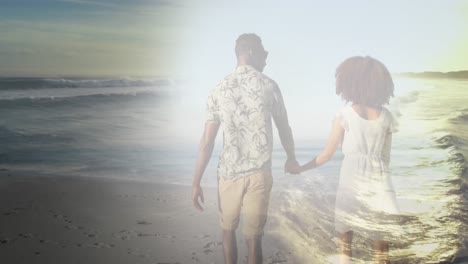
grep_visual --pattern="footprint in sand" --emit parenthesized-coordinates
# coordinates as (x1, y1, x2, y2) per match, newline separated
(112, 230, 136, 240)
(112, 230, 160, 240)
(18, 233, 34, 239)
(202, 241, 222, 254)
(266, 251, 289, 264)
(161, 234, 176, 239)
(136, 220, 152, 225)
(52, 213, 65, 219)
(85, 242, 116, 248)
(137, 232, 156, 237)
(83, 232, 98, 238)
(126, 247, 148, 258)
(3, 207, 27, 216)
(190, 251, 200, 262)
(50, 211, 77, 228)
(118, 194, 153, 200)
(48, 210, 90, 237)
(64, 224, 80, 230)
(193, 234, 210, 238)
(38, 239, 58, 245)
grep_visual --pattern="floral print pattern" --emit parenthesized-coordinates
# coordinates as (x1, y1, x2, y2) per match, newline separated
(206, 65, 290, 181)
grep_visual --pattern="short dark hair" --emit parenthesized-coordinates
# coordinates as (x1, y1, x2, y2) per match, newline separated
(235, 33, 263, 57)
(335, 56, 394, 106)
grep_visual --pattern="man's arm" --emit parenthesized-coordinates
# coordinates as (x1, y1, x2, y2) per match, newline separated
(275, 118, 296, 161)
(192, 122, 220, 212)
(271, 85, 298, 173)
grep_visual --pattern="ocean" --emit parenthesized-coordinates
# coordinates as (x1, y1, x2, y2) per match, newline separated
(0, 76, 467, 263)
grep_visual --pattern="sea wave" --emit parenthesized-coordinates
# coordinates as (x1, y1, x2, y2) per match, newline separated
(0, 77, 173, 90)
(434, 134, 462, 149)
(0, 126, 76, 164)
(433, 133, 467, 176)
(0, 126, 75, 145)
(0, 90, 171, 109)
(398, 90, 419, 104)
(449, 109, 468, 124)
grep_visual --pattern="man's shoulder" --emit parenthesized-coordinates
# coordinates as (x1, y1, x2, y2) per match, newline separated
(214, 67, 278, 91)
(259, 73, 278, 89)
(208, 74, 231, 96)
(214, 71, 238, 89)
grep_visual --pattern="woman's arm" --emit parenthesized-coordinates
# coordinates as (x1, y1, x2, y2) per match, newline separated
(299, 115, 345, 173)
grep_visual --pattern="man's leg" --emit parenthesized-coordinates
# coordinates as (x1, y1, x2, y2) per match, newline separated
(242, 171, 273, 264)
(218, 176, 245, 264)
(372, 240, 389, 264)
(245, 236, 262, 264)
(337, 230, 353, 264)
(223, 229, 238, 264)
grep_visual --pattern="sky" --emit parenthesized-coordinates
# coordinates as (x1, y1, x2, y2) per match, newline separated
(0, 0, 188, 77)
(0, 0, 467, 78)
(182, 1, 468, 79)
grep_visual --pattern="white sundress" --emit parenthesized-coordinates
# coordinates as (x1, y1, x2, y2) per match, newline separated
(334, 105, 400, 240)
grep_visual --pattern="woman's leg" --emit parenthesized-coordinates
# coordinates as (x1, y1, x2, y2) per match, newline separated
(372, 240, 389, 264)
(337, 230, 353, 264)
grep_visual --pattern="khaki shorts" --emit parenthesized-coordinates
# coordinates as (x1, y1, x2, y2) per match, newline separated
(218, 170, 273, 238)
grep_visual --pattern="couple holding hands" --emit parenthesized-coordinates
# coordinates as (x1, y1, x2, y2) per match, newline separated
(192, 33, 399, 264)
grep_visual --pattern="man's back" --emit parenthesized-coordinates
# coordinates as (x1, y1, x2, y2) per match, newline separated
(207, 65, 288, 180)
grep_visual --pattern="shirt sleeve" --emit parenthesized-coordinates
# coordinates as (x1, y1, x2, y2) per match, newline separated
(271, 83, 289, 129)
(206, 90, 220, 124)
(334, 108, 348, 131)
(387, 108, 399, 133)
(271, 82, 295, 157)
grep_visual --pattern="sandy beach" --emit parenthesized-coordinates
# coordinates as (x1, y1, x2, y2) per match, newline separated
(0, 170, 314, 264)
(1, 168, 466, 264)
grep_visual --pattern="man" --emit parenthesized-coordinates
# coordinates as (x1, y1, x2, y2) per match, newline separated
(191, 33, 298, 264)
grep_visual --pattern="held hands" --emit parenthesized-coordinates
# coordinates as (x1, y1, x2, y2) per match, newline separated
(288, 157, 318, 174)
(192, 185, 205, 212)
(284, 159, 301, 175)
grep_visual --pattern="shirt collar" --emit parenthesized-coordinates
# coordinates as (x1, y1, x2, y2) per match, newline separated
(234, 64, 258, 73)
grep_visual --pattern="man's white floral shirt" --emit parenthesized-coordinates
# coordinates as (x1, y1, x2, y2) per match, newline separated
(206, 65, 291, 181)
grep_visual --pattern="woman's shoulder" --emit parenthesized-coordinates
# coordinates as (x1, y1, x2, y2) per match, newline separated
(334, 106, 350, 119)
(337, 105, 353, 114)
(381, 106, 399, 132)
(380, 106, 396, 121)
(334, 106, 352, 130)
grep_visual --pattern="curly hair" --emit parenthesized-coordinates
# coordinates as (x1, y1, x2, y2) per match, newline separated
(335, 56, 394, 106)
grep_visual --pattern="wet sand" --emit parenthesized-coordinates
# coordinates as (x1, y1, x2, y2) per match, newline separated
(0, 172, 307, 264)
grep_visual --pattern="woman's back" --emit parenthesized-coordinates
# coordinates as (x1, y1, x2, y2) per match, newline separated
(339, 104, 395, 162)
